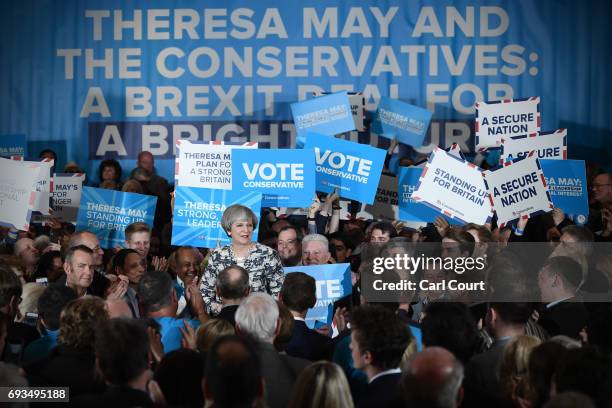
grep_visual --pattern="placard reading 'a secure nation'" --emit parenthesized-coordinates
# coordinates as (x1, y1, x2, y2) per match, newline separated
(483, 155, 553, 227)
(500, 129, 567, 163)
(232, 148, 315, 208)
(411, 148, 493, 225)
(305, 132, 386, 205)
(475, 97, 540, 150)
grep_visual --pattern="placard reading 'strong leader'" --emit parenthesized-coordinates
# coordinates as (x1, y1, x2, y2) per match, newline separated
(291, 91, 355, 138)
(500, 129, 567, 164)
(175, 140, 257, 190)
(482, 155, 554, 228)
(304, 132, 386, 205)
(172, 187, 262, 249)
(411, 148, 493, 225)
(475, 97, 540, 150)
(232, 148, 315, 208)
(76, 187, 157, 249)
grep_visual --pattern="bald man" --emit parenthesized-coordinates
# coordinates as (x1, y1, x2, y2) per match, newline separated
(401, 347, 464, 408)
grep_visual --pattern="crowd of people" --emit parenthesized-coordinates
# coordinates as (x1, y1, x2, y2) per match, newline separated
(0, 148, 611, 407)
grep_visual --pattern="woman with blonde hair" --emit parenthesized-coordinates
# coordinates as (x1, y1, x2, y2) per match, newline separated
(195, 318, 235, 353)
(498, 335, 541, 406)
(289, 361, 354, 408)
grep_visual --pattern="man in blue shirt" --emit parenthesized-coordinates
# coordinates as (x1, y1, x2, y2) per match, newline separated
(23, 285, 77, 363)
(138, 271, 208, 352)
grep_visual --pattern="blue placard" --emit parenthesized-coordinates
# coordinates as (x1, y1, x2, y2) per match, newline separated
(232, 149, 315, 208)
(290, 91, 355, 138)
(76, 187, 157, 249)
(398, 167, 460, 224)
(284, 264, 352, 329)
(172, 187, 262, 248)
(371, 97, 432, 147)
(0, 134, 27, 157)
(305, 132, 386, 204)
(540, 159, 589, 225)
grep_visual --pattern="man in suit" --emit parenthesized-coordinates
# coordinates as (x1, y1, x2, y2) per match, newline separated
(71, 319, 160, 407)
(463, 302, 532, 407)
(350, 305, 411, 408)
(235, 293, 309, 408)
(203, 335, 264, 408)
(280, 272, 332, 361)
(215, 265, 250, 326)
(401, 347, 464, 408)
(537, 256, 588, 339)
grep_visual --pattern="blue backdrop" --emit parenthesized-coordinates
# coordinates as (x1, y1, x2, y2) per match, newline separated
(1, 1, 610, 183)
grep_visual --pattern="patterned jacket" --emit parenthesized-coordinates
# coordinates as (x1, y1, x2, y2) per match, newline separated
(199, 242, 285, 315)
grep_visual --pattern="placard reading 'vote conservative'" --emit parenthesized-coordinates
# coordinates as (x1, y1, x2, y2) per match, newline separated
(483, 155, 553, 228)
(172, 187, 262, 248)
(175, 140, 257, 190)
(372, 97, 432, 147)
(76, 187, 157, 249)
(232, 149, 315, 208)
(540, 159, 589, 225)
(411, 148, 493, 225)
(304, 132, 386, 205)
(475, 97, 540, 150)
(291, 91, 355, 138)
(500, 129, 567, 163)
(284, 264, 351, 328)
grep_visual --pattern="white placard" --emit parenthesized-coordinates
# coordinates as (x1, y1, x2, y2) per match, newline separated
(475, 97, 540, 150)
(411, 148, 493, 225)
(500, 129, 567, 163)
(175, 140, 257, 190)
(0, 158, 40, 230)
(52, 173, 85, 223)
(483, 155, 554, 228)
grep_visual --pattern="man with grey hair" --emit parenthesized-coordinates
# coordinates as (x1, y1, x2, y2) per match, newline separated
(301, 233, 331, 266)
(401, 347, 464, 408)
(235, 293, 308, 408)
(216, 265, 250, 326)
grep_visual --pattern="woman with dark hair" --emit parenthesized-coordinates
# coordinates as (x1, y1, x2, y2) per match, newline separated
(33, 251, 63, 283)
(97, 159, 122, 190)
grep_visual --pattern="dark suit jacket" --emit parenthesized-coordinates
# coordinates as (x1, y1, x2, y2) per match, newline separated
(538, 299, 588, 339)
(257, 342, 309, 408)
(55, 270, 110, 298)
(285, 319, 332, 361)
(355, 372, 403, 408)
(464, 338, 513, 408)
(25, 344, 105, 398)
(71, 386, 155, 408)
(217, 304, 239, 327)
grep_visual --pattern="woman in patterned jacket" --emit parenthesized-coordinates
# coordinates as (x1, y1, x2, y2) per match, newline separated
(199, 204, 284, 315)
